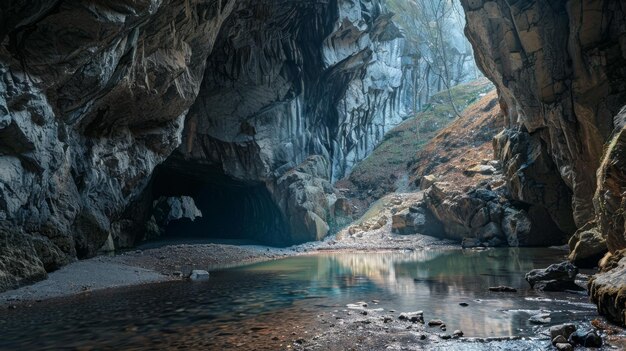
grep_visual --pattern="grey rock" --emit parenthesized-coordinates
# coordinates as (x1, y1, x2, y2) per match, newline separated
(549, 323, 577, 340)
(189, 270, 210, 281)
(554, 343, 572, 351)
(568, 329, 602, 348)
(525, 262, 582, 291)
(551, 335, 567, 345)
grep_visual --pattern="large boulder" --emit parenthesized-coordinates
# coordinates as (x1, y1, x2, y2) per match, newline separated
(391, 203, 444, 236)
(525, 261, 582, 292)
(272, 156, 337, 243)
(589, 250, 626, 327)
(423, 181, 565, 247)
(568, 223, 607, 268)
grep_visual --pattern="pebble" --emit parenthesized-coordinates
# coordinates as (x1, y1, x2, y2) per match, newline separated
(440, 334, 451, 340)
(453, 330, 463, 337)
(459, 302, 469, 307)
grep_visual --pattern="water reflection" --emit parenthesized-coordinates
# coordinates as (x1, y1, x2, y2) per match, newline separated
(0, 248, 597, 350)
(234, 248, 594, 337)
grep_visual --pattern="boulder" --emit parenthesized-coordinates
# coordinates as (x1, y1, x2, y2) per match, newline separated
(391, 204, 443, 236)
(549, 324, 577, 340)
(525, 262, 582, 291)
(568, 224, 607, 268)
(568, 329, 602, 348)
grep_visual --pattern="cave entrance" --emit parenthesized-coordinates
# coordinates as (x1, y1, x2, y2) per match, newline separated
(149, 164, 290, 247)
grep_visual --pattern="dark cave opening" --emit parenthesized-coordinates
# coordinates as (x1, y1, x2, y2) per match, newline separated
(150, 164, 291, 247)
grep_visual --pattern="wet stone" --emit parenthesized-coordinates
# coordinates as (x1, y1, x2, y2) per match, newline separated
(428, 319, 444, 326)
(568, 329, 602, 347)
(453, 330, 463, 337)
(555, 343, 572, 351)
(189, 270, 210, 281)
(549, 323, 577, 340)
(551, 335, 567, 345)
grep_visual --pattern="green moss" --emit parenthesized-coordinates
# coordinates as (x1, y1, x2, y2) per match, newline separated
(346, 79, 494, 192)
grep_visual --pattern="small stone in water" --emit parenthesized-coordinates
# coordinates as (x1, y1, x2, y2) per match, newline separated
(428, 319, 444, 326)
(361, 311, 368, 316)
(453, 330, 463, 337)
(419, 334, 426, 340)
(440, 334, 451, 340)
(459, 302, 469, 307)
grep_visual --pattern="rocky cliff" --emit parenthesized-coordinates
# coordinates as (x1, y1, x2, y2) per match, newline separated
(0, 0, 410, 291)
(459, 0, 626, 325)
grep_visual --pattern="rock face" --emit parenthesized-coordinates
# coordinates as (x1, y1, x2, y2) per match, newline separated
(0, 0, 236, 290)
(0, 1, 413, 290)
(461, 0, 626, 230)
(460, 0, 626, 325)
(422, 180, 567, 247)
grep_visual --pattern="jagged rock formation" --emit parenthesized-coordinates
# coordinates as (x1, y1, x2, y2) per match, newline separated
(459, 0, 626, 325)
(461, 0, 626, 231)
(0, 0, 411, 290)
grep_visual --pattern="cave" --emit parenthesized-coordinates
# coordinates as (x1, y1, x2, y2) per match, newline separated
(150, 163, 291, 247)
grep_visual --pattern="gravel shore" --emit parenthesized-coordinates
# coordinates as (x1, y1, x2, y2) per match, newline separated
(0, 231, 454, 305)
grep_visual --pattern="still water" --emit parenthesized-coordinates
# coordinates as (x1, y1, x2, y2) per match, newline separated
(0, 248, 597, 350)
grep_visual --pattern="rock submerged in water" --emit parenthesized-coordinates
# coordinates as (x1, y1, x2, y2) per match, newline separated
(525, 262, 583, 291)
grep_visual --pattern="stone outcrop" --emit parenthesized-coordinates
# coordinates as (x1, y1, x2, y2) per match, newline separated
(589, 250, 626, 327)
(460, 0, 626, 325)
(0, 0, 413, 290)
(391, 203, 443, 236)
(421, 179, 567, 247)
(0, 0, 236, 290)
(461, 0, 626, 230)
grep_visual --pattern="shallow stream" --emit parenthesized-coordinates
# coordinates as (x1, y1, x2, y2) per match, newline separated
(0, 248, 599, 350)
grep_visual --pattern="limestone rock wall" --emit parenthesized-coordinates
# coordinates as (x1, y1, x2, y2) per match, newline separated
(460, 0, 626, 229)
(459, 0, 626, 325)
(0, 0, 412, 290)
